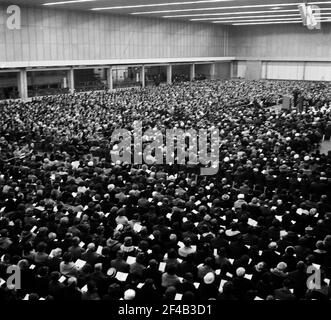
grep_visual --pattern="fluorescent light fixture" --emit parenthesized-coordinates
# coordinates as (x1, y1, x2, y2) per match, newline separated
(212, 15, 331, 23)
(232, 21, 303, 25)
(132, 2, 331, 15)
(191, 14, 301, 21)
(233, 19, 331, 25)
(213, 17, 303, 23)
(44, 0, 97, 5)
(91, 0, 233, 11)
(132, 3, 300, 15)
(163, 10, 301, 18)
(163, 8, 331, 18)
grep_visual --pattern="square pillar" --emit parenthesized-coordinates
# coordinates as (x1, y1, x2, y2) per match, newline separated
(167, 64, 172, 85)
(68, 68, 74, 94)
(210, 63, 216, 80)
(230, 61, 237, 78)
(190, 63, 195, 81)
(141, 65, 145, 88)
(106, 66, 113, 91)
(18, 69, 28, 101)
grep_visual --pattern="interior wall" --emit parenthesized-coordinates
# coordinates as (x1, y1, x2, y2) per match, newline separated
(237, 61, 247, 78)
(229, 24, 331, 60)
(230, 23, 331, 82)
(0, 4, 228, 63)
(264, 62, 331, 81)
(233, 61, 331, 81)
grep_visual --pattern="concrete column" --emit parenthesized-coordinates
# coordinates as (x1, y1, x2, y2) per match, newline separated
(167, 64, 172, 85)
(106, 66, 113, 91)
(18, 69, 28, 101)
(190, 63, 195, 81)
(141, 65, 145, 88)
(68, 68, 74, 94)
(210, 63, 216, 80)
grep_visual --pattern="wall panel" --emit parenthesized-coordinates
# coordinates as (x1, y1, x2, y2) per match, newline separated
(237, 61, 247, 78)
(265, 62, 305, 80)
(0, 4, 228, 63)
(229, 24, 331, 60)
(305, 63, 331, 81)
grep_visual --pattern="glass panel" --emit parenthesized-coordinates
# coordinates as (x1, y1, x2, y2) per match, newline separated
(172, 64, 190, 83)
(74, 68, 107, 92)
(27, 70, 69, 97)
(0, 72, 19, 100)
(145, 66, 167, 86)
(112, 66, 142, 89)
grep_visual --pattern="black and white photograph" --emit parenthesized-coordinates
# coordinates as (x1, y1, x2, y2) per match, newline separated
(0, 0, 331, 315)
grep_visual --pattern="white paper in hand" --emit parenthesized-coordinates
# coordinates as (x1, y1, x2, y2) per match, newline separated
(175, 293, 182, 300)
(126, 256, 136, 265)
(96, 246, 103, 255)
(75, 259, 86, 270)
(247, 218, 257, 227)
(115, 272, 128, 282)
(159, 262, 166, 272)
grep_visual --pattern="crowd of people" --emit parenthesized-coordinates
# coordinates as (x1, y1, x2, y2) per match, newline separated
(1, 79, 331, 301)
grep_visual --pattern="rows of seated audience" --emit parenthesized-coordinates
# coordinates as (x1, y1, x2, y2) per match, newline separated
(1, 79, 331, 300)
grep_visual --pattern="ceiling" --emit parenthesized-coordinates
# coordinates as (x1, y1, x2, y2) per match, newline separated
(2, 0, 331, 25)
